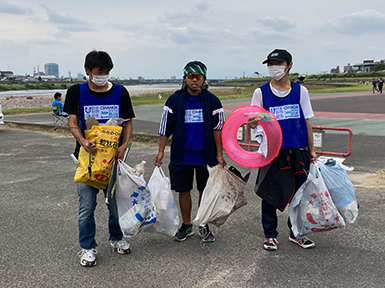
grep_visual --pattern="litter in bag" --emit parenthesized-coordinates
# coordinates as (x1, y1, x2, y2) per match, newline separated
(290, 162, 345, 238)
(193, 165, 248, 228)
(74, 125, 122, 190)
(317, 159, 358, 224)
(147, 166, 179, 237)
(115, 160, 156, 237)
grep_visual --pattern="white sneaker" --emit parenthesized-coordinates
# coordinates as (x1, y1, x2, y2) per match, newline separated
(110, 239, 132, 254)
(77, 249, 98, 267)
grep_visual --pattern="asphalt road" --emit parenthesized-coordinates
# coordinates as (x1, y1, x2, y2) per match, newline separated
(0, 126, 384, 288)
(1, 91, 385, 287)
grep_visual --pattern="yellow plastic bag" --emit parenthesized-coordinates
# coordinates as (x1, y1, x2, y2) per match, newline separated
(74, 125, 123, 190)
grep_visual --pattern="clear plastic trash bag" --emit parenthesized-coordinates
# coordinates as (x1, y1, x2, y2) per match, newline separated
(115, 160, 156, 237)
(317, 159, 358, 224)
(147, 166, 179, 237)
(290, 162, 345, 238)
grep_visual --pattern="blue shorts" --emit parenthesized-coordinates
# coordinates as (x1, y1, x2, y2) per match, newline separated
(168, 164, 209, 193)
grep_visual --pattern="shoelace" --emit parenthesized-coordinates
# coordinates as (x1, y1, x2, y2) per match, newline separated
(115, 240, 129, 248)
(299, 237, 311, 244)
(267, 238, 278, 245)
(200, 226, 212, 239)
(77, 248, 98, 258)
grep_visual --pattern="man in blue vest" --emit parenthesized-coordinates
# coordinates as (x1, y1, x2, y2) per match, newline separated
(248, 49, 317, 251)
(64, 50, 135, 266)
(154, 61, 226, 243)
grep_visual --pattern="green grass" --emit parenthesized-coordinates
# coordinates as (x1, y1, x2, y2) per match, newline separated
(0, 82, 72, 91)
(130, 94, 167, 106)
(1, 81, 375, 115)
(306, 85, 372, 94)
(3, 107, 52, 115)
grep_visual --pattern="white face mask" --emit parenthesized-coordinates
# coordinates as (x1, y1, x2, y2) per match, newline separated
(91, 74, 109, 87)
(268, 65, 286, 81)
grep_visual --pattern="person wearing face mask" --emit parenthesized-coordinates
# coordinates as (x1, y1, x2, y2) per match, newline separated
(63, 50, 135, 267)
(154, 61, 226, 243)
(248, 49, 317, 251)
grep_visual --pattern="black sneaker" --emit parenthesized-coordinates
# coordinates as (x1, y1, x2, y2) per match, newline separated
(289, 236, 315, 249)
(174, 223, 194, 242)
(199, 224, 215, 243)
(263, 238, 278, 251)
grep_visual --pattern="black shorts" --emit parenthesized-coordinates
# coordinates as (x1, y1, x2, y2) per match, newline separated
(168, 164, 209, 193)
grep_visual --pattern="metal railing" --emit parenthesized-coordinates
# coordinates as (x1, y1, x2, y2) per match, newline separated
(237, 125, 353, 157)
(312, 126, 353, 157)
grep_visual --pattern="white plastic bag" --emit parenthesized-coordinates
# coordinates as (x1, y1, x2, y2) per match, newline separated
(193, 165, 247, 227)
(290, 162, 345, 238)
(115, 161, 156, 237)
(317, 159, 358, 224)
(147, 166, 179, 237)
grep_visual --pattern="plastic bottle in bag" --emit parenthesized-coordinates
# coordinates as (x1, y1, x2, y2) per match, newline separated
(133, 161, 146, 175)
(119, 209, 142, 236)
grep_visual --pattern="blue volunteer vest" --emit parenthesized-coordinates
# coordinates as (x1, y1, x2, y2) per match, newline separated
(79, 82, 122, 130)
(261, 81, 308, 149)
(183, 94, 205, 165)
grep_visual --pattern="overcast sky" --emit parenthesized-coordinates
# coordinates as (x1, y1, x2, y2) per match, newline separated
(1, 0, 385, 79)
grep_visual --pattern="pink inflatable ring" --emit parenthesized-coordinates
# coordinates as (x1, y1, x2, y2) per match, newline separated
(222, 106, 282, 168)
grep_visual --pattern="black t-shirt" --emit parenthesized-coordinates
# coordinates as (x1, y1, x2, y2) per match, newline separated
(63, 82, 135, 120)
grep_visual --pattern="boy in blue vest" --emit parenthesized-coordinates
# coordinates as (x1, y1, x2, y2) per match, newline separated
(153, 61, 226, 243)
(64, 50, 135, 266)
(248, 49, 317, 251)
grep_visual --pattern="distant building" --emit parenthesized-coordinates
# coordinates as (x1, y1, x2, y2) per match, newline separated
(352, 60, 376, 72)
(330, 66, 340, 74)
(170, 75, 176, 80)
(344, 63, 354, 73)
(34, 75, 57, 81)
(44, 63, 59, 78)
(77, 73, 85, 79)
(0, 70, 13, 76)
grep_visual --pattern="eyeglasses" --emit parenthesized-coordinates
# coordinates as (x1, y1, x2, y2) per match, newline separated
(186, 73, 204, 80)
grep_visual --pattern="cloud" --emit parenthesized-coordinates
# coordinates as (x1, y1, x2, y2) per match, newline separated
(42, 5, 93, 32)
(0, 0, 33, 15)
(258, 17, 296, 32)
(27, 39, 63, 46)
(194, 3, 210, 12)
(109, 23, 142, 32)
(168, 26, 216, 45)
(250, 27, 290, 44)
(328, 10, 385, 35)
(157, 4, 211, 26)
